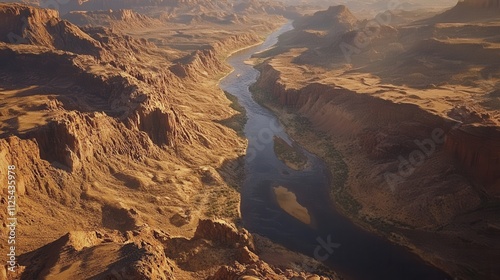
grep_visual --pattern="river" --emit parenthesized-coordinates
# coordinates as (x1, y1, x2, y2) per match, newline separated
(219, 22, 451, 280)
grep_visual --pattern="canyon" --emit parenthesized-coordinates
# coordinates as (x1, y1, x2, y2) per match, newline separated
(252, 1, 499, 279)
(0, 0, 498, 279)
(0, 2, 335, 279)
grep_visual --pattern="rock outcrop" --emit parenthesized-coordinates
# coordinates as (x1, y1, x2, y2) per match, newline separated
(63, 9, 162, 29)
(0, 3, 102, 56)
(429, 0, 500, 22)
(445, 125, 500, 195)
(17, 227, 175, 279)
(293, 5, 358, 31)
(253, 4, 500, 279)
(0, 3, 331, 279)
(194, 219, 255, 250)
(169, 32, 260, 80)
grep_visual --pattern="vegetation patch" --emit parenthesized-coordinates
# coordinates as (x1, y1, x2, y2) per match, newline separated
(250, 84, 361, 215)
(217, 91, 248, 138)
(273, 136, 308, 170)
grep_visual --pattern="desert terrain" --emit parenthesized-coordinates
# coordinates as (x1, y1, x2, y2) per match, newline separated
(0, 0, 499, 279)
(252, 1, 500, 279)
(0, 1, 341, 279)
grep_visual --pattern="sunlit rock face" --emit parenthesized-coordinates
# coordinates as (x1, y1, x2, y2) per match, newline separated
(0, 3, 102, 55)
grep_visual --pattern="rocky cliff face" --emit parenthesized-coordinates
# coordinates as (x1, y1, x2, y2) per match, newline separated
(255, 61, 482, 223)
(254, 60, 500, 278)
(0, 3, 329, 279)
(253, 4, 500, 278)
(194, 219, 255, 250)
(430, 0, 500, 22)
(169, 32, 260, 80)
(445, 125, 500, 195)
(293, 5, 358, 31)
(257, 64, 500, 197)
(0, 3, 102, 56)
(63, 9, 162, 29)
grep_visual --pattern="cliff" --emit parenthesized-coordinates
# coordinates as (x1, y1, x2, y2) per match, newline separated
(257, 61, 500, 198)
(256, 60, 485, 220)
(293, 5, 358, 31)
(445, 125, 500, 194)
(0, 3, 332, 279)
(429, 0, 500, 22)
(63, 9, 162, 29)
(0, 3, 102, 56)
(254, 59, 500, 278)
(251, 3, 500, 276)
(169, 32, 261, 80)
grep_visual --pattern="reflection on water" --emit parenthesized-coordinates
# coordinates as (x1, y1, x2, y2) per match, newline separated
(219, 22, 451, 280)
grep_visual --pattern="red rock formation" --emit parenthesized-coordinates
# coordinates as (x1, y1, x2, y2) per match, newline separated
(63, 9, 162, 29)
(293, 5, 358, 31)
(0, 3, 102, 56)
(256, 63, 447, 137)
(430, 0, 500, 22)
(130, 106, 195, 146)
(194, 219, 255, 251)
(445, 125, 500, 195)
(17, 227, 175, 279)
(254, 61, 488, 229)
(169, 32, 261, 80)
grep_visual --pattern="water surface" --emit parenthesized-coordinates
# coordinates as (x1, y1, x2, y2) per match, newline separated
(219, 22, 451, 280)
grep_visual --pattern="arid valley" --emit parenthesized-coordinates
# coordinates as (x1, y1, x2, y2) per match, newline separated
(0, 0, 498, 279)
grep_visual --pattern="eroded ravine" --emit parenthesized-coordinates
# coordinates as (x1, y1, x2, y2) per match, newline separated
(219, 23, 451, 280)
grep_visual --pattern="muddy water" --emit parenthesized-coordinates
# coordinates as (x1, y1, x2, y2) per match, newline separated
(219, 22, 451, 280)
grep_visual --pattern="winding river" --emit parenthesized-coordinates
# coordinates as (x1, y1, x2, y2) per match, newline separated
(219, 23, 451, 280)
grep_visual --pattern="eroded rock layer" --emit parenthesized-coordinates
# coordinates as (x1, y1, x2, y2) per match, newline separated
(252, 3, 500, 279)
(0, 3, 337, 279)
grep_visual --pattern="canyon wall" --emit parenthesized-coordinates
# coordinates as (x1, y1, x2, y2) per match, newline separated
(0, 4, 102, 56)
(258, 61, 500, 196)
(254, 59, 500, 278)
(255, 62, 489, 228)
(0, 1, 255, 259)
(445, 125, 500, 195)
(256, 63, 449, 138)
(0, 2, 335, 279)
(63, 9, 162, 28)
(169, 32, 260, 80)
(432, 0, 500, 21)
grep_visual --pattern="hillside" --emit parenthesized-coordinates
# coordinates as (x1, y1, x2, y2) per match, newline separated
(63, 9, 162, 29)
(427, 0, 500, 22)
(1, 0, 302, 20)
(252, 3, 500, 279)
(0, 3, 338, 279)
